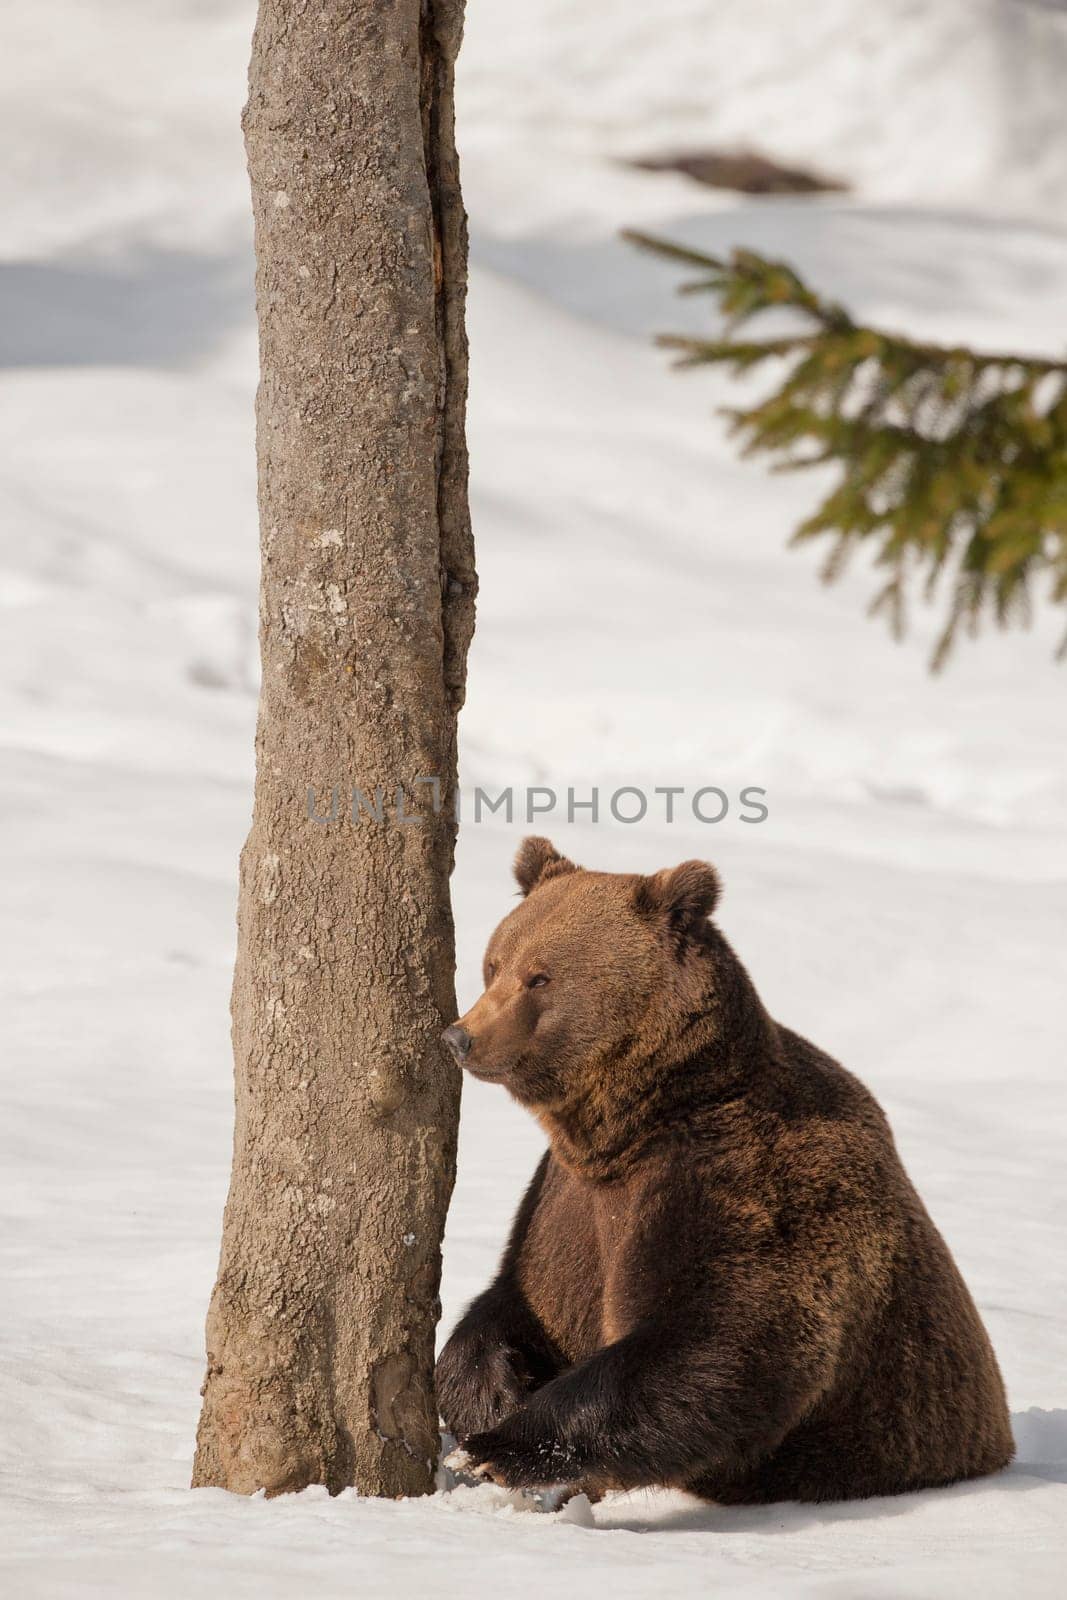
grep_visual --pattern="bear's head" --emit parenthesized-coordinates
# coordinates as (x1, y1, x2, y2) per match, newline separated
(441, 836, 722, 1115)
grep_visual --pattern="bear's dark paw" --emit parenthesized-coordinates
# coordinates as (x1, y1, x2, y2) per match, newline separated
(435, 1336, 530, 1443)
(462, 1423, 581, 1490)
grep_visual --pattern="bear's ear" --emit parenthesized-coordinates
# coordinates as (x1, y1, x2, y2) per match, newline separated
(635, 859, 721, 933)
(513, 836, 579, 897)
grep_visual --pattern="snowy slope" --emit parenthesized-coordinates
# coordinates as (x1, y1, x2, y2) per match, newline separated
(2, 1, 1067, 1596)
(457, 0, 1067, 230)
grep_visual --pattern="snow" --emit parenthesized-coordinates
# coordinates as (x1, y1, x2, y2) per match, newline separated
(2, 0, 1067, 1595)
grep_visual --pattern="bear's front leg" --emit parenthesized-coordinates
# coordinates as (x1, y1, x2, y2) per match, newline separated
(461, 1318, 803, 1494)
(436, 1282, 560, 1444)
(458, 1334, 655, 1490)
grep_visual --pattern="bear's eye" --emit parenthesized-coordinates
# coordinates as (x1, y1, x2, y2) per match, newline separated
(526, 973, 549, 989)
(485, 961, 496, 982)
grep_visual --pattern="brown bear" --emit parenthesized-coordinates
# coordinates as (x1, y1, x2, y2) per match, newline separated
(436, 837, 1014, 1504)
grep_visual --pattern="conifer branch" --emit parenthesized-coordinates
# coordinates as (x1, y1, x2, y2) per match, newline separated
(625, 230, 1067, 668)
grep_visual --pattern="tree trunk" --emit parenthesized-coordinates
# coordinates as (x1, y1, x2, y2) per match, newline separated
(192, 0, 475, 1499)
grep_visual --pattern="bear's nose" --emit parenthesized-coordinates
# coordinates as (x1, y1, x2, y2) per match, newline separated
(441, 1023, 472, 1061)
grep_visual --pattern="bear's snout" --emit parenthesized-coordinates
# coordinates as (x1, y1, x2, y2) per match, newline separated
(441, 1023, 472, 1062)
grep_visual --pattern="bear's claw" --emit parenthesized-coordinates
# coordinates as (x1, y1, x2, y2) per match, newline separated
(442, 1444, 578, 1512)
(442, 1445, 492, 1482)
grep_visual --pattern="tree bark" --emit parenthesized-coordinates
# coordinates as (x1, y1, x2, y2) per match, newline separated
(193, 0, 475, 1498)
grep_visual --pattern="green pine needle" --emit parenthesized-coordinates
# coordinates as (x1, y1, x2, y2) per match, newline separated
(626, 231, 1067, 669)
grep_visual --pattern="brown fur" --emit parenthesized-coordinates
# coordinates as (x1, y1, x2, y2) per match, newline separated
(437, 838, 1014, 1503)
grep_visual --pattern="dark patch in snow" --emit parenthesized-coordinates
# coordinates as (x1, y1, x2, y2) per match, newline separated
(0, 247, 253, 370)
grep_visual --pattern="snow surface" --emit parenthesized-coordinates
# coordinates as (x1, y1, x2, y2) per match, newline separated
(2, 1, 1067, 1595)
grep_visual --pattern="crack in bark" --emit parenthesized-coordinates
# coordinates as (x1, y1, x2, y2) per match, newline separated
(421, 0, 477, 730)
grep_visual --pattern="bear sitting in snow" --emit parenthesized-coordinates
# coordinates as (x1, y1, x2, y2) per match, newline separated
(436, 837, 1013, 1504)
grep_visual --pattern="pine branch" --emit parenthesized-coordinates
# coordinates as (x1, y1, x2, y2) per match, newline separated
(626, 233, 1067, 667)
